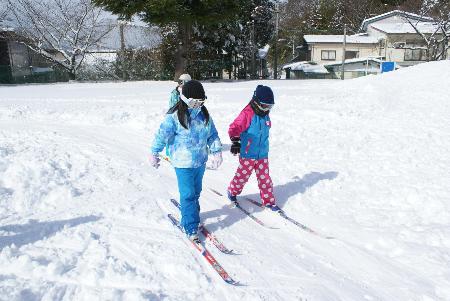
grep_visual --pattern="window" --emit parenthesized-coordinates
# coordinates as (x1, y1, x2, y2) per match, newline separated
(404, 49, 427, 61)
(9, 42, 30, 68)
(345, 51, 359, 60)
(321, 50, 336, 60)
(404, 40, 427, 61)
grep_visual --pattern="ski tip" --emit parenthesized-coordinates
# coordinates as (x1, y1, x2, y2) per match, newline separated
(225, 278, 239, 285)
(223, 249, 235, 255)
(170, 198, 180, 206)
(167, 214, 179, 227)
(227, 280, 246, 286)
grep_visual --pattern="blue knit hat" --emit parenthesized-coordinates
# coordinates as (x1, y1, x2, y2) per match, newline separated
(253, 85, 274, 105)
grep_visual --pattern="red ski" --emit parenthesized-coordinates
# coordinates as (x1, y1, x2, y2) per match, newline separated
(167, 214, 238, 285)
(169, 198, 234, 254)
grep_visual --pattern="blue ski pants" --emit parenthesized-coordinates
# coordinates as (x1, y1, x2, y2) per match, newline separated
(174, 164, 206, 235)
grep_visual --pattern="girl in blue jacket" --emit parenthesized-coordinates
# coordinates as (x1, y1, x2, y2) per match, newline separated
(227, 85, 279, 211)
(150, 80, 223, 241)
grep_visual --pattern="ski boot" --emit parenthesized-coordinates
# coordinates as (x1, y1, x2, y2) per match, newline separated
(227, 190, 239, 207)
(264, 203, 282, 212)
(187, 232, 200, 244)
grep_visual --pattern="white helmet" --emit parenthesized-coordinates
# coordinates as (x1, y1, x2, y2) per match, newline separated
(178, 73, 191, 84)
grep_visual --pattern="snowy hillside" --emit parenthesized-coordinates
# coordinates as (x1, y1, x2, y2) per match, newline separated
(1, 61, 450, 300)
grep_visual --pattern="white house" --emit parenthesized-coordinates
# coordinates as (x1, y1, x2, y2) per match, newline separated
(302, 10, 449, 77)
(303, 34, 380, 66)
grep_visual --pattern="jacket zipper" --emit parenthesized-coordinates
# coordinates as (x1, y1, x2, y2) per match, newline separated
(258, 118, 262, 158)
(245, 139, 252, 154)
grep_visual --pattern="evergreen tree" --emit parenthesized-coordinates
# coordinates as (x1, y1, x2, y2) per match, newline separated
(153, 0, 274, 80)
(93, 0, 244, 79)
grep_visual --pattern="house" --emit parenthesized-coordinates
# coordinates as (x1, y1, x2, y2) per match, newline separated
(301, 10, 450, 78)
(1, 17, 161, 83)
(282, 61, 332, 79)
(80, 23, 162, 81)
(303, 34, 380, 66)
(361, 10, 449, 65)
(324, 57, 386, 79)
(0, 29, 69, 84)
(88, 23, 161, 55)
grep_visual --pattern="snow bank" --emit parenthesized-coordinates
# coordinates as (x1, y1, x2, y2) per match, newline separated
(1, 61, 450, 300)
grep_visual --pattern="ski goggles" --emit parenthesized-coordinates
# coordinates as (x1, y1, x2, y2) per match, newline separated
(180, 93, 206, 109)
(178, 79, 189, 85)
(255, 102, 274, 112)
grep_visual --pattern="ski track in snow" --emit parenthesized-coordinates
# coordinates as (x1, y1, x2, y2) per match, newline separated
(1, 61, 450, 300)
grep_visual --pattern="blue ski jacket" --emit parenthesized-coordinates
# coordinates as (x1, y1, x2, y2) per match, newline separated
(151, 108, 222, 168)
(229, 104, 271, 159)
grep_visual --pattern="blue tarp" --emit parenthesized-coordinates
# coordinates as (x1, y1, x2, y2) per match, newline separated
(381, 61, 396, 73)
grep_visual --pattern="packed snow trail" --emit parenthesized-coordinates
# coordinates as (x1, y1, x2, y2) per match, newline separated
(1, 61, 450, 300)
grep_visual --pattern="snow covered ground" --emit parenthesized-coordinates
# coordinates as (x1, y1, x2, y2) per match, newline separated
(1, 61, 450, 301)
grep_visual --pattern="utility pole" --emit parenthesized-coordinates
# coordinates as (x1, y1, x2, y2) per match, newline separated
(291, 37, 295, 60)
(273, 2, 279, 79)
(251, 20, 256, 79)
(119, 20, 127, 81)
(341, 24, 346, 80)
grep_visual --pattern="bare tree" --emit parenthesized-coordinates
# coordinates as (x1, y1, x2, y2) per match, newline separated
(280, 0, 391, 35)
(0, 1, 8, 26)
(428, 0, 450, 60)
(402, 1, 450, 61)
(7, 0, 116, 79)
(342, 0, 388, 33)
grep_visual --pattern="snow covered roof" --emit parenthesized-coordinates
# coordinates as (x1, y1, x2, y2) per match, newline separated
(323, 57, 383, 67)
(0, 17, 16, 30)
(283, 61, 329, 74)
(360, 10, 434, 32)
(0, 27, 14, 32)
(93, 24, 161, 51)
(370, 22, 441, 34)
(304, 35, 379, 44)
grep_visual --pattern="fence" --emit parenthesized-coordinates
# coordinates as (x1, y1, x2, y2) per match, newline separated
(0, 64, 69, 84)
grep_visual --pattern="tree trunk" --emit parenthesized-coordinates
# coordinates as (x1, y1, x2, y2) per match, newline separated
(70, 55, 76, 80)
(68, 70, 76, 80)
(173, 21, 192, 81)
(443, 36, 449, 59)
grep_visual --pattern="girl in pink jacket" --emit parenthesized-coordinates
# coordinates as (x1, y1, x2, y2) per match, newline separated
(227, 85, 280, 211)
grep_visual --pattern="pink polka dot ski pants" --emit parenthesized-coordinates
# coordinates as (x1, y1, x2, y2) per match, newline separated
(228, 157, 276, 205)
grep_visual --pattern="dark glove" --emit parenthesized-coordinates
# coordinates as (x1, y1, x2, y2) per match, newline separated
(230, 137, 240, 155)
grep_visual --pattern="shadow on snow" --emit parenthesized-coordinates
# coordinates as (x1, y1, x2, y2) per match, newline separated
(0, 215, 101, 249)
(201, 171, 338, 232)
